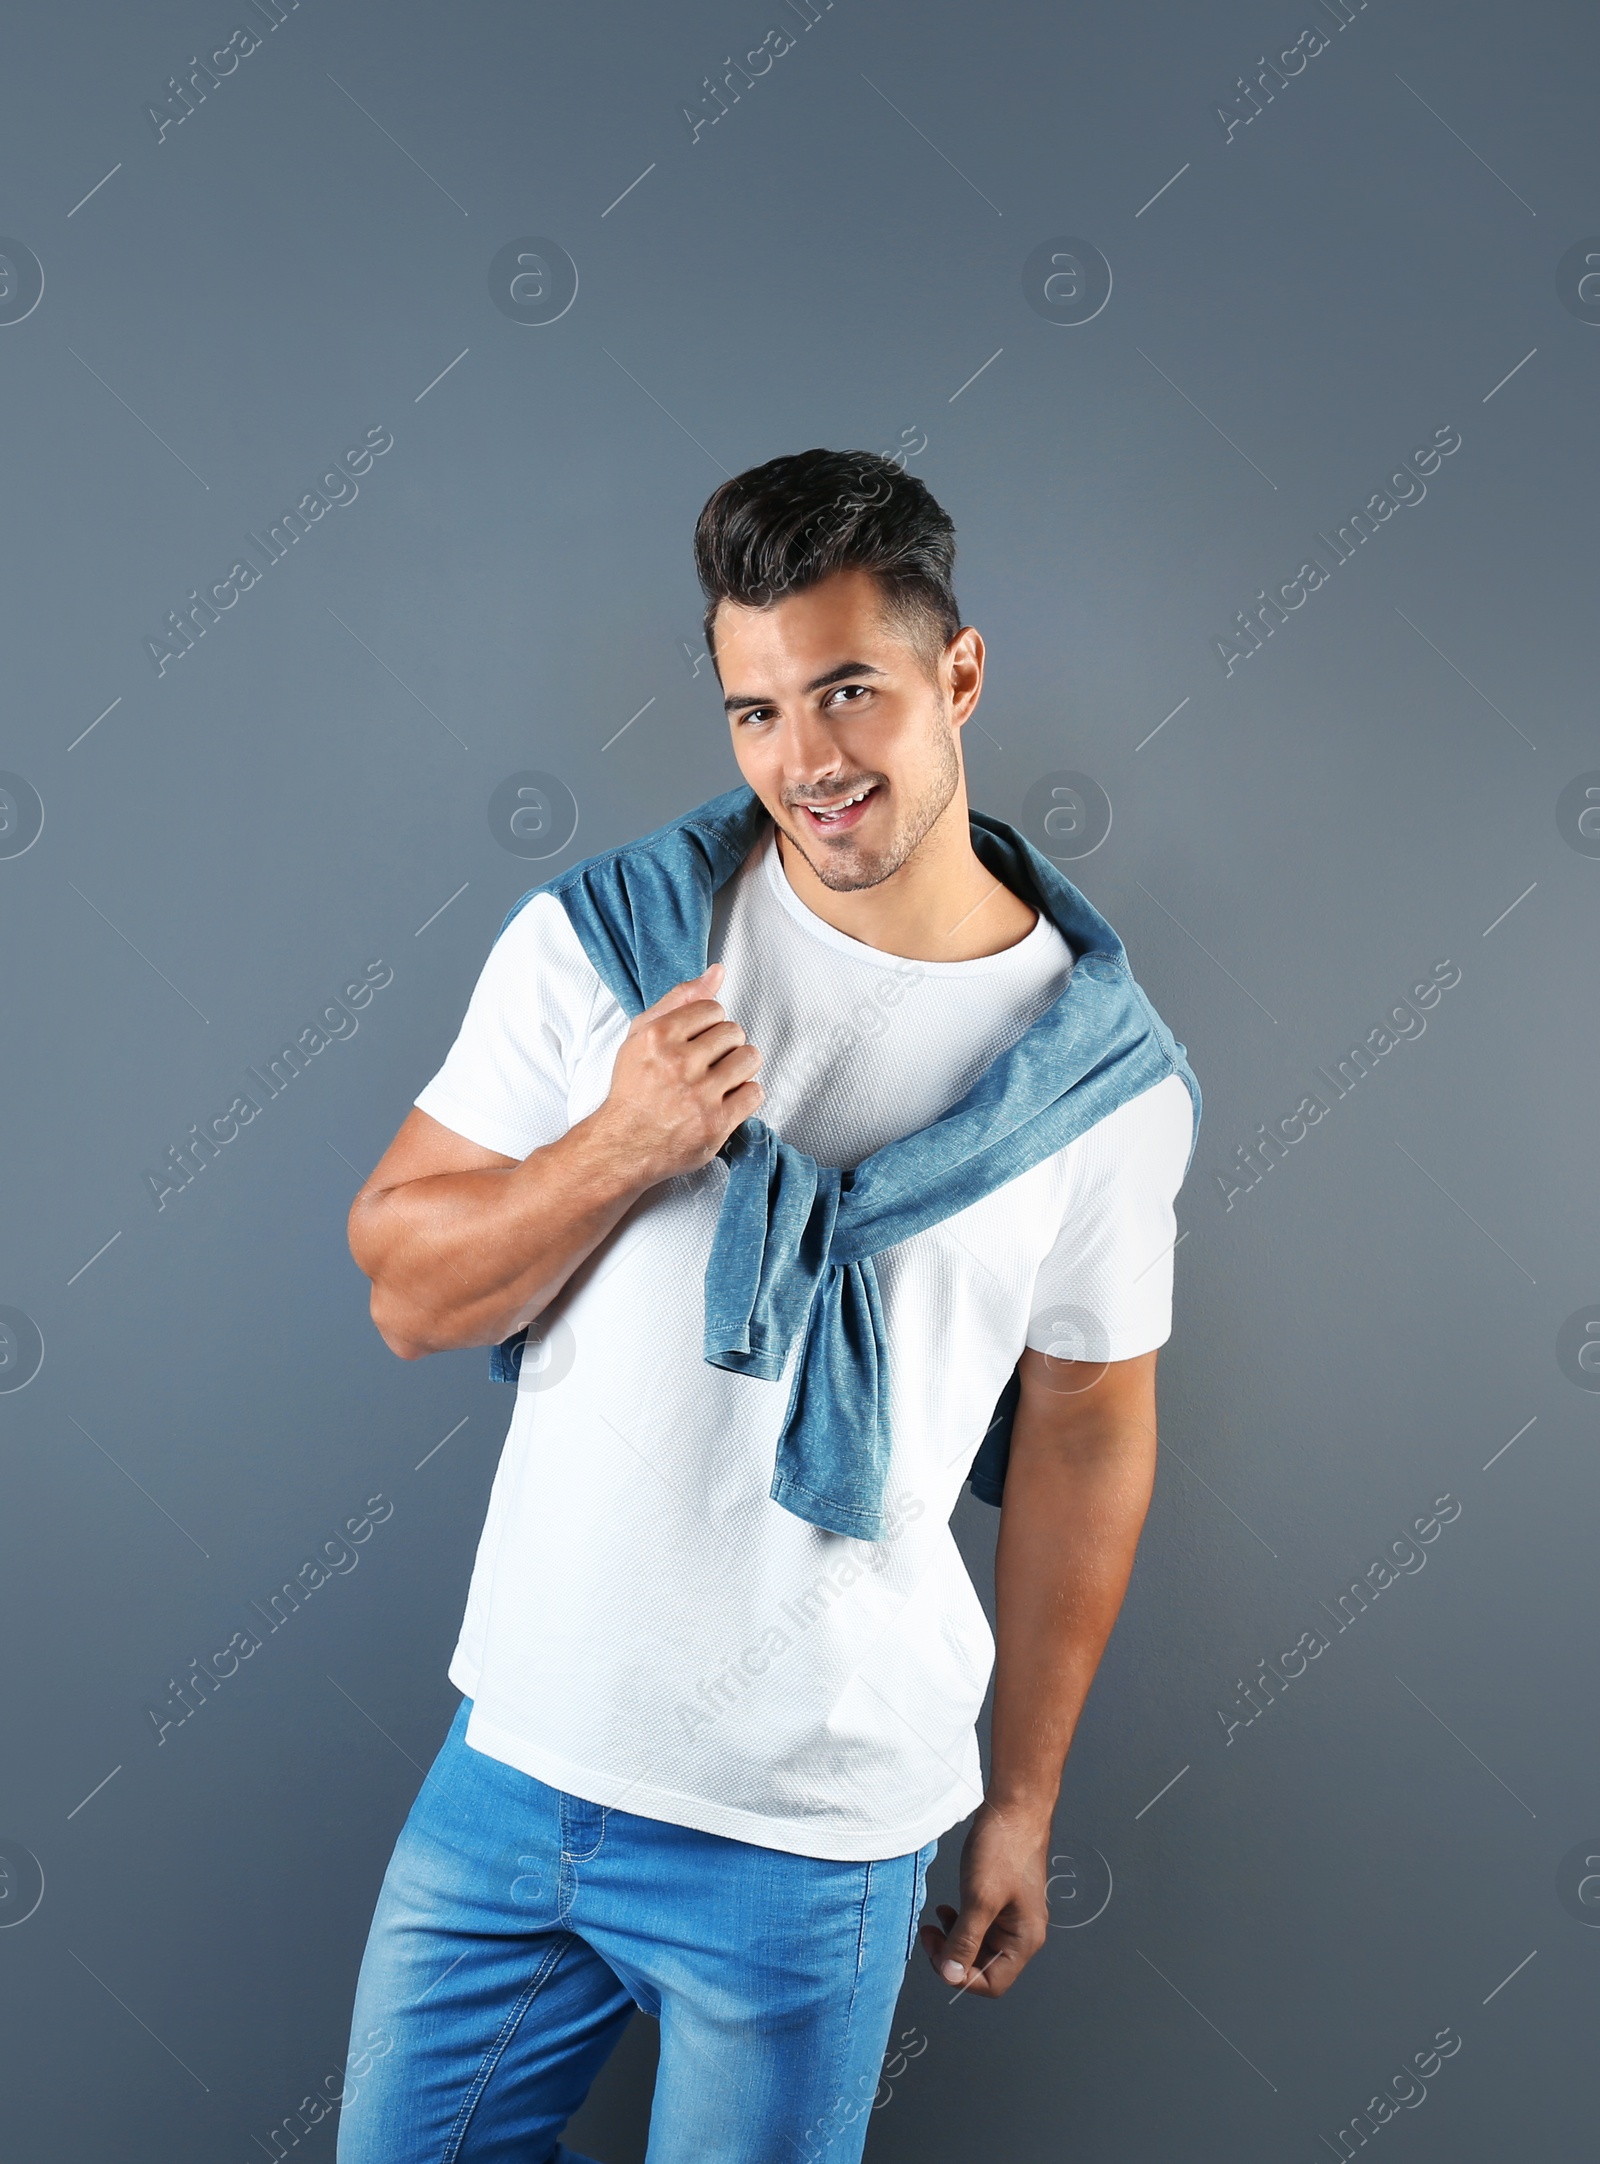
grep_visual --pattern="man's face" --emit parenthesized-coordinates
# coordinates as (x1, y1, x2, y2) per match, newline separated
(714, 567, 981, 893)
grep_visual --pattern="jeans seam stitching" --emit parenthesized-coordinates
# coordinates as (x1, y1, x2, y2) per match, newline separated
(438, 1933, 572, 2164)
(559, 1792, 608, 1865)
(805, 1863, 875, 2156)
(906, 1850, 922, 1966)
(846, 1860, 872, 2023)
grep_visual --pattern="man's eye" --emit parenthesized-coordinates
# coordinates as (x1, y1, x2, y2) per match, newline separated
(825, 684, 869, 706)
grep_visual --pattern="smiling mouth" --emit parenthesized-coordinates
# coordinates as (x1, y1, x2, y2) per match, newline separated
(793, 783, 881, 835)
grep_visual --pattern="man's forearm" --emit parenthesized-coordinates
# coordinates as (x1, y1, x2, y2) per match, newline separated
(353, 1113, 651, 1358)
(986, 1398, 1158, 1822)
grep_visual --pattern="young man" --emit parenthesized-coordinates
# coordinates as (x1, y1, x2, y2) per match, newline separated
(338, 450, 1198, 2162)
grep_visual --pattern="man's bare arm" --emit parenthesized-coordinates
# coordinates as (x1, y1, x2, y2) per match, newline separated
(347, 963, 762, 1360)
(920, 1343, 1159, 1997)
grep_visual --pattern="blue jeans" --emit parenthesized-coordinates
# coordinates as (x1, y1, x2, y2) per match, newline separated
(336, 1697, 938, 2163)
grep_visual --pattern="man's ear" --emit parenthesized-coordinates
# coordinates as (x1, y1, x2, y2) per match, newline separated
(946, 625, 985, 726)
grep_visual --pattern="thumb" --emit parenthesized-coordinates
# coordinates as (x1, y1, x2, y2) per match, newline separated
(638, 963, 723, 1022)
(932, 1899, 992, 1987)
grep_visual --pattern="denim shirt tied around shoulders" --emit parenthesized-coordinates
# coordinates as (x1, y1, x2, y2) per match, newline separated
(485, 785, 1201, 1542)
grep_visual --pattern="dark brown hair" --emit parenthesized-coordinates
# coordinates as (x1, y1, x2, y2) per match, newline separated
(693, 448, 961, 674)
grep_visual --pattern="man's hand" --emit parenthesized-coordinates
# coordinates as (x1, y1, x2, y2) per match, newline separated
(347, 963, 762, 1360)
(590, 963, 764, 1186)
(919, 1800, 1050, 1999)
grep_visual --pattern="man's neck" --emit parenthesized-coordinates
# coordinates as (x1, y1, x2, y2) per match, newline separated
(772, 790, 1039, 963)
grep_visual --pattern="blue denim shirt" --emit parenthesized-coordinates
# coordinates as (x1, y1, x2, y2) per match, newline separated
(488, 786, 1200, 1540)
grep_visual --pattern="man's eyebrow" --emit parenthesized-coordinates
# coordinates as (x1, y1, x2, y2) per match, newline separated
(722, 661, 885, 715)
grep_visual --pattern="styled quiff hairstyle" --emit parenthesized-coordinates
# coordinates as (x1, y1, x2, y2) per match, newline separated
(693, 448, 961, 678)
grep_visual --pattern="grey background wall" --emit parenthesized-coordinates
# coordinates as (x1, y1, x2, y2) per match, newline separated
(2, 0, 1596, 2156)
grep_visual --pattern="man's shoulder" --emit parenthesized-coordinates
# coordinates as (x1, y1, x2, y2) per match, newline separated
(1076, 1071, 1196, 1178)
(492, 885, 577, 956)
(481, 889, 613, 1023)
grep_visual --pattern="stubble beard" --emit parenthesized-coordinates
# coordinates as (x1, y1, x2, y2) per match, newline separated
(782, 720, 962, 894)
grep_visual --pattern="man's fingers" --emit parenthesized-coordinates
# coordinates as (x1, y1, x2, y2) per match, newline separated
(638, 964, 723, 1024)
(684, 1022, 759, 1084)
(724, 1078, 764, 1120)
(928, 1898, 995, 1988)
(950, 1950, 1019, 1999)
(631, 977, 742, 1053)
(921, 1901, 1028, 1998)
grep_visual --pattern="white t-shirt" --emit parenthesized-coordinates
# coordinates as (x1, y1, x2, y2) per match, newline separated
(415, 827, 1194, 1860)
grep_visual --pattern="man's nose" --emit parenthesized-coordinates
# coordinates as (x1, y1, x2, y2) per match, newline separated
(782, 706, 844, 783)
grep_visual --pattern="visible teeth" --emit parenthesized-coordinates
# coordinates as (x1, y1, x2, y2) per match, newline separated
(811, 789, 870, 816)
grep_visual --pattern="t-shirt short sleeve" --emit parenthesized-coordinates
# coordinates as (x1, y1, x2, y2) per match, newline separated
(413, 893, 603, 1161)
(1025, 1071, 1196, 1363)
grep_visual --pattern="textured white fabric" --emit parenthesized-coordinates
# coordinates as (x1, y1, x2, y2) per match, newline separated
(415, 829, 1194, 1859)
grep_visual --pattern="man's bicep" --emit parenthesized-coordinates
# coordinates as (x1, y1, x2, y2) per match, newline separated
(1015, 1344, 1158, 1445)
(362, 1105, 519, 1199)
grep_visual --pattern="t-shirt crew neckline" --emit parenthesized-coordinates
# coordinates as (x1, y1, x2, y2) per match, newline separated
(759, 826, 1065, 976)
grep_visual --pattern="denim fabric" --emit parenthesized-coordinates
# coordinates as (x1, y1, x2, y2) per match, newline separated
(336, 1697, 937, 2164)
(488, 786, 1201, 1538)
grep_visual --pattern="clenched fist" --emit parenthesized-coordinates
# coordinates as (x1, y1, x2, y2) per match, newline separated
(590, 964, 764, 1188)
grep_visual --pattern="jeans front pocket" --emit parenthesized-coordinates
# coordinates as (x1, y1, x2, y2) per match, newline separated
(906, 1838, 937, 1965)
